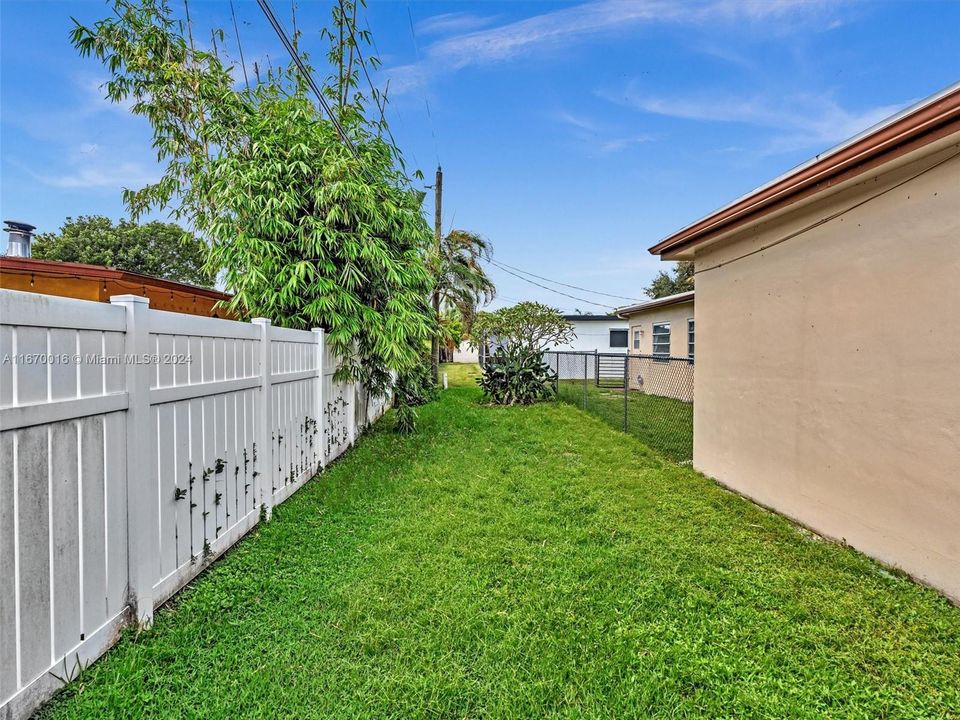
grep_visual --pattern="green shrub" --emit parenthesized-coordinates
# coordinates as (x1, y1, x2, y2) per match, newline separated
(478, 350, 557, 406)
(393, 404, 418, 434)
(395, 361, 439, 408)
(393, 359, 439, 433)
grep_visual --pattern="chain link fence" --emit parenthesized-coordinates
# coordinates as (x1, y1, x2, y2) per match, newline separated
(544, 350, 694, 463)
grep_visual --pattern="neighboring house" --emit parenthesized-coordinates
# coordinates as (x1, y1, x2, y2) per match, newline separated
(542, 314, 629, 382)
(548, 314, 629, 353)
(616, 291, 695, 360)
(451, 340, 479, 363)
(648, 82, 960, 601)
(0, 256, 232, 319)
(615, 291, 695, 402)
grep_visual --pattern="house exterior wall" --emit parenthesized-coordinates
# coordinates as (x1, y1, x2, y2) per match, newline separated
(452, 340, 479, 363)
(691, 139, 960, 600)
(623, 301, 694, 358)
(621, 301, 695, 401)
(547, 319, 629, 353)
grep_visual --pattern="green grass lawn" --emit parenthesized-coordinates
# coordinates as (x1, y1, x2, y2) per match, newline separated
(557, 380, 693, 462)
(440, 361, 483, 387)
(40, 365, 960, 718)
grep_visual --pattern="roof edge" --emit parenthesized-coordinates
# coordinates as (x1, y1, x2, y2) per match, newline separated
(616, 290, 694, 318)
(0, 256, 230, 300)
(649, 81, 960, 257)
(562, 314, 622, 321)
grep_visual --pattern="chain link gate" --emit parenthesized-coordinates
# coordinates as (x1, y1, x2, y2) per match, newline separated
(544, 350, 694, 463)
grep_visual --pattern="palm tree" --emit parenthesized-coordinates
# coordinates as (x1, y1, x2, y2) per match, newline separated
(431, 230, 496, 379)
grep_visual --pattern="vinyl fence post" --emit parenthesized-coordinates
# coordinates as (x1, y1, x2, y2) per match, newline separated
(348, 381, 358, 447)
(623, 354, 629, 432)
(252, 318, 273, 519)
(312, 328, 326, 471)
(583, 353, 588, 410)
(110, 294, 156, 627)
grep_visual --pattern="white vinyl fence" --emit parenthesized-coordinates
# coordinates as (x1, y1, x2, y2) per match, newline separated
(0, 289, 390, 719)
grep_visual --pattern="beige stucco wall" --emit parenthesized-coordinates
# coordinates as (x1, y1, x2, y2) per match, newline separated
(623, 301, 695, 401)
(624, 300, 694, 357)
(692, 138, 960, 600)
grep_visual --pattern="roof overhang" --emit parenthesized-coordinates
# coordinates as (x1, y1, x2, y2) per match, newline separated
(616, 290, 694, 318)
(649, 81, 960, 259)
(562, 314, 622, 322)
(0, 256, 231, 301)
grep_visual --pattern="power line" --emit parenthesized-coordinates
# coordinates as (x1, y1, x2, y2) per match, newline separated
(485, 258, 644, 303)
(362, 13, 422, 174)
(229, 0, 250, 91)
(488, 262, 616, 311)
(696, 147, 960, 276)
(338, 0, 399, 154)
(405, 0, 440, 164)
(256, 0, 361, 163)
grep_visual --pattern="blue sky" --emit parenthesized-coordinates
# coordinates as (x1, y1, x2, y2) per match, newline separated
(2, 0, 958, 312)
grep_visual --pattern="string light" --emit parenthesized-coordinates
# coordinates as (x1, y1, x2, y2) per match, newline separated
(13, 267, 229, 317)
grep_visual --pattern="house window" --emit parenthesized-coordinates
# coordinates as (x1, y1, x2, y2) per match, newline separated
(687, 318, 695, 363)
(609, 329, 628, 348)
(652, 322, 671, 358)
(632, 328, 640, 350)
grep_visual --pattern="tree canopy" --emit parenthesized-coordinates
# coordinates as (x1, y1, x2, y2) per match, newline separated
(436, 230, 495, 334)
(72, 0, 432, 393)
(643, 261, 694, 299)
(439, 305, 464, 351)
(472, 302, 574, 356)
(32, 215, 214, 287)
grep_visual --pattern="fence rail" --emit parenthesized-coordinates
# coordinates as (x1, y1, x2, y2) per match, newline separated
(0, 289, 389, 719)
(543, 350, 694, 463)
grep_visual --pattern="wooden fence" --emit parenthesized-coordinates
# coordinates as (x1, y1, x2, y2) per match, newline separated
(0, 289, 389, 718)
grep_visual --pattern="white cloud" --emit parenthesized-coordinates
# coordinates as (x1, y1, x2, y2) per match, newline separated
(78, 74, 137, 115)
(34, 161, 159, 190)
(416, 12, 497, 36)
(388, 0, 839, 94)
(555, 109, 655, 154)
(384, 63, 431, 97)
(422, 1, 667, 68)
(597, 135, 655, 153)
(606, 85, 909, 153)
(556, 110, 601, 133)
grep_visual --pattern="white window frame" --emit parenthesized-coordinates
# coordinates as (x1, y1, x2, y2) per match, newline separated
(687, 318, 695, 364)
(632, 327, 641, 350)
(652, 321, 671, 359)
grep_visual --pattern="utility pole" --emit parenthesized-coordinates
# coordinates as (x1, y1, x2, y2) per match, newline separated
(431, 164, 443, 382)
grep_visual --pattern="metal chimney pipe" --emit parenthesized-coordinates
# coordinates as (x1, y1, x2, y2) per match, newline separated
(3, 220, 36, 258)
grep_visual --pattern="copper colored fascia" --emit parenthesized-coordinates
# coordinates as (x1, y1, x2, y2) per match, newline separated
(649, 86, 960, 257)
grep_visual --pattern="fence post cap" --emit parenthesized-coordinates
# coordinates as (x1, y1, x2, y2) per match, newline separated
(109, 294, 150, 305)
(250, 317, 272, 325)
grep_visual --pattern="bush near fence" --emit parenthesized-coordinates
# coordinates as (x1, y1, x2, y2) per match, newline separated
(545, 351, 693, 463)
(0, 289, 389, 719)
